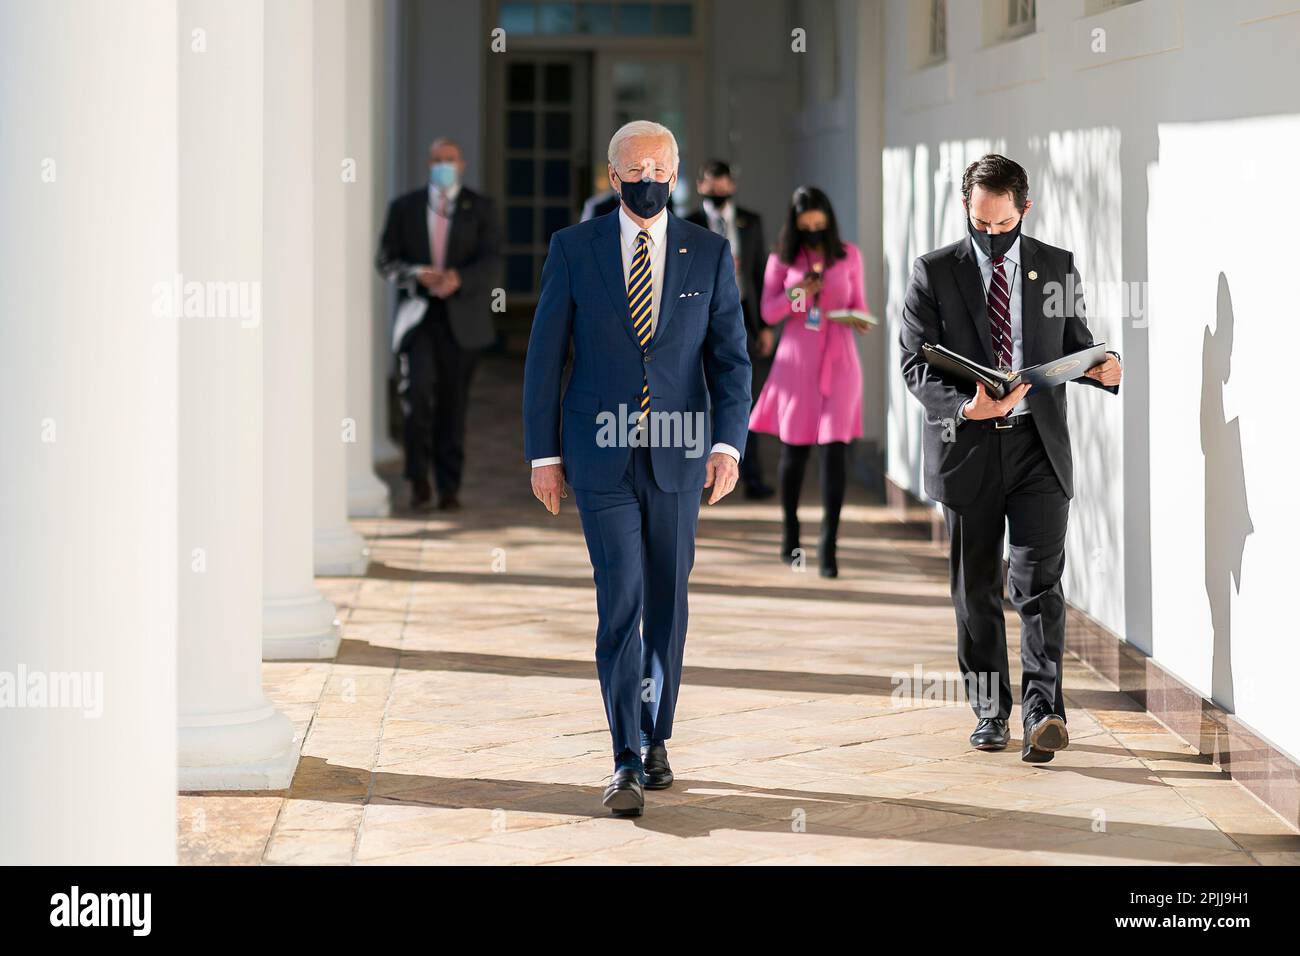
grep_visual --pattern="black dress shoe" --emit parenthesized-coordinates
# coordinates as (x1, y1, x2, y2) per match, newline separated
(1022, 706, 1069, 763)
(409, 478, 434, 513)
(438, 492, 462, 512)
(969, 717, 1009, 751)
(640, 742, 674, 790)
(744, 481, 775, 500)
(601, 767, 645, 817)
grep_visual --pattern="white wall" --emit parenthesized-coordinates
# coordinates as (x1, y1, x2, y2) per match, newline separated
(706, 0, 798, 242)
(879, 0, 1300, 757)
(399, 0, 486, 191)
(1148, 114, 1300, 742)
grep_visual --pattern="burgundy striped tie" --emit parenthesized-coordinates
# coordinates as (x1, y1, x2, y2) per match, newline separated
(987, 256, 1013, 370)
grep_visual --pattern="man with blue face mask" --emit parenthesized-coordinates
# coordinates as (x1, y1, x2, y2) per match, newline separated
(377, 137, 501, 512)
(523, 121, 751, 818)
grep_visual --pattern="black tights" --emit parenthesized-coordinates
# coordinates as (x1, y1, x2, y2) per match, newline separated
(778, 441, 847, 547)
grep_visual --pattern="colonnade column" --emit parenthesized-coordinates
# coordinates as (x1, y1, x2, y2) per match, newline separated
(177, 0, 298, 789)
(344, 0, 393, 519)
(0, 0, 180, 863)
(313, 0, 371, 573)
(261, 0, 342, 659)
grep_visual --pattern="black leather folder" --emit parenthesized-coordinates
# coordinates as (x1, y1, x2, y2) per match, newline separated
(921, 342, 1108, 399)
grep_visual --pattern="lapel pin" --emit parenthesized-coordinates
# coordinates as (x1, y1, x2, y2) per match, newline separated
(1028, 270, 1037, 280)
(679, 247, 687, 253)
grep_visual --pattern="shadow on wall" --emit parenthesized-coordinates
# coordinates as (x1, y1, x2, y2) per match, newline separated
(1201, 272, 1252, 713)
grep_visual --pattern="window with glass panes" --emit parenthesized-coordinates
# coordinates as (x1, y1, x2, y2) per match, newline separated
(497, 2, 694, 37)
(501, 55, 589, 297)
(1006, 0, 1035, 36)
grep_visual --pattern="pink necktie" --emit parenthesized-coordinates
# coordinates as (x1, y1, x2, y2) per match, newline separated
(431, 195, 450, 270)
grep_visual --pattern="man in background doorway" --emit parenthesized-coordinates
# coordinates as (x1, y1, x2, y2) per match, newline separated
(376, 137, 501, 512)
(687, 160, 774, 499)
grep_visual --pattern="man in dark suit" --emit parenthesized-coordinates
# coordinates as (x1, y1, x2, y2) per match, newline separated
(685, 160, 775, 499)
(899, 154, 1122, 763)
(524, 121, 751, 817)
(376, 137, 501, 512)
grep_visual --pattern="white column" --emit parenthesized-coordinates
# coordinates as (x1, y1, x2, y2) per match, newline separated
(373, 0, 407, 471)
(0, 0, 177, 864)
(344, 0, 393, 518)
(177, 0, 298, 790)
(261, 0, 341, 659)
(314, 0, 372, 572)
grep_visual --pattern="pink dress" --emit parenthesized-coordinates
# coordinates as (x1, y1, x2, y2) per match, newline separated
(749, 241, 866, 445)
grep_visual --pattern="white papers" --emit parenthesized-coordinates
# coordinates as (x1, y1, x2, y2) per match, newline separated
(391, 296, 428, 353)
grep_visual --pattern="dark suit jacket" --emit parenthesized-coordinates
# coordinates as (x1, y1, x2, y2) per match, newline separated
(522, 210, 752, 493)
(375, 186, 502, 351)
(899, 233, 1119, 507)
(684, 204, 766, 340)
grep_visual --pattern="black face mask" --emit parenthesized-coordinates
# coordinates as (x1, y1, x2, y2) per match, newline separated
(704, 192, 733, 209)
(799, 228, 827, 248)
(967, 216, 1023, 259)
(618, 175, 672, 218)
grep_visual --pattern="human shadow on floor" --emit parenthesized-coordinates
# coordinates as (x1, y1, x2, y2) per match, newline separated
(280, 756, 1278, 861)
(1059, 687, 1147, 713)
(334, 639, 912, 698)
(327, 640, 1128, 714)
(364, 562, 953, 607)
(1066, 740, 1213, 766)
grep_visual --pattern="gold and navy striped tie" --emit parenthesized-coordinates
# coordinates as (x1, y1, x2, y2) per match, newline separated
(627, 229, 653, 422)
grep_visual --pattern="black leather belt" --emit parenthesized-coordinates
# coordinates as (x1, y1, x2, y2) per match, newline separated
(982, 413, 1031, 431)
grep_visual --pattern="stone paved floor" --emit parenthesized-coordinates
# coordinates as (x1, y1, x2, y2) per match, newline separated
(179, 355, 1300, 865)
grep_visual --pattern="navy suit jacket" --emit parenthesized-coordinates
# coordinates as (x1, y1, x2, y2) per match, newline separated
(523, 209, 752, 493)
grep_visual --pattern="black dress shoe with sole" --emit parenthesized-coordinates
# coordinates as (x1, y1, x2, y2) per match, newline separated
(969, 717, 1009, 751)
(409, 479, 434, 513)
(601, 767, 645, 817)
(1022, 709, 1069, 763)
(641, 742, 674, 790)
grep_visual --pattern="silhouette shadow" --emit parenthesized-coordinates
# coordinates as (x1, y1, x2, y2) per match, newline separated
(1201, 273, 1253, 714)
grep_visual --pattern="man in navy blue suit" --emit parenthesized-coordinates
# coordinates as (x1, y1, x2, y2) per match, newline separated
(523, 121, 752, 817)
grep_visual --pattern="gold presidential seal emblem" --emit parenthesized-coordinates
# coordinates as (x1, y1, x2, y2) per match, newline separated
(1046, 359, 1081, 377)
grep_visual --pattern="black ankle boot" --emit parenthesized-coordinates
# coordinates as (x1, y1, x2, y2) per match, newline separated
(781, 515, 801, 566)
(819, 522, 839, 578)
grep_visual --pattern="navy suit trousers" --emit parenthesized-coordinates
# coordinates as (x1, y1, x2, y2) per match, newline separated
(573, 445, 700, 759)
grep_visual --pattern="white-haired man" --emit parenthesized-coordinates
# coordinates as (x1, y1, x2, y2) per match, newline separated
(376, 137, 501, 512)
(523, 121, 752, 816)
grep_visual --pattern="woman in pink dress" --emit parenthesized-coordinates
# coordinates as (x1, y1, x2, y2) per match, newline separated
(749, 186, 871, 577)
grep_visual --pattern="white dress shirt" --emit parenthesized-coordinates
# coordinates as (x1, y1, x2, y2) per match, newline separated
(702, 197, 740, 262)
(965, 232, 1030, 419)
(531, 205, 740, 467)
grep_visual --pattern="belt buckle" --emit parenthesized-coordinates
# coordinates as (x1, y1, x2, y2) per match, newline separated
(993, 416, 1014, 430)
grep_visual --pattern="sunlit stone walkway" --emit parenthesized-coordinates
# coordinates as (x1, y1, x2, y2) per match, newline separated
(179, 356, 1299, 866)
